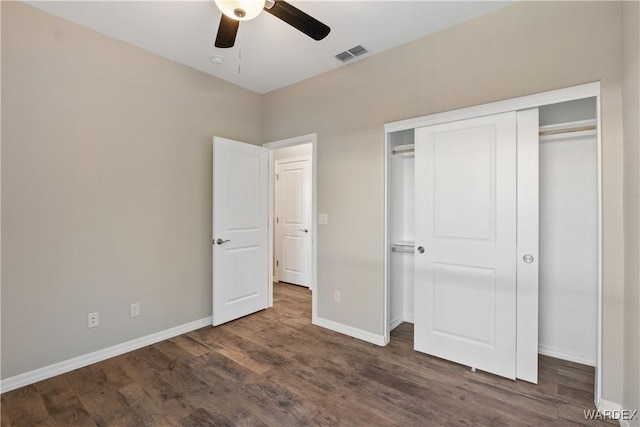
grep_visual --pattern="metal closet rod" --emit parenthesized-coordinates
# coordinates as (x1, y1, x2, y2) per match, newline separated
(392, 147, 415, 155)
(538, 124, 597, 137)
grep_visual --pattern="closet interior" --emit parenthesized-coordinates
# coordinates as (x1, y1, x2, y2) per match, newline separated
(386, 96, 598, 367)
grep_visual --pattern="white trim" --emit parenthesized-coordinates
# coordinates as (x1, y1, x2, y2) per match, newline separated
(268, 149, 275, 304)
(263, 133, 317, 150)
(314, 316, 387, 346)
(595, 93, 603, 406)
(538, 345, 596, 367)
(600, 400, 623, 412)
(598, 399, 626, 427)
(0, 317, 212, 394)
(403, 313, 415, 324)
(383, 130, 390, 343)
(384, 82, 600, 133)
(389, 316, 403, 331)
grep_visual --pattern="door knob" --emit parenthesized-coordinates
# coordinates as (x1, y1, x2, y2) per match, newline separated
(417, 246, 425, 254)
(523, 254, 534, 264)
(215, 238, 231, 245)
(299, 229, 309, 233)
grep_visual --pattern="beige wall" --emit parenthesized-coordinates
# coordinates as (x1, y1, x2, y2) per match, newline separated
(623, 0, 640, 418)
(263, 1, 625, 403)
(1, 2, 262, 378)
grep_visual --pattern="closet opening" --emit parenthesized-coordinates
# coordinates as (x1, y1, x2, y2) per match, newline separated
(538, 97, 598, 368)
(383, 85, 601, 401)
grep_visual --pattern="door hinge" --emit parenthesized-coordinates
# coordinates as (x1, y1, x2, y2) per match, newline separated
(276, 174, 279, 181)
(276, 260, 279, 266)
(276, 217, 279, 223)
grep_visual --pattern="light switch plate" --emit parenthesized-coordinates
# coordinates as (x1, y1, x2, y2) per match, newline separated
(319, 213, 328, 225)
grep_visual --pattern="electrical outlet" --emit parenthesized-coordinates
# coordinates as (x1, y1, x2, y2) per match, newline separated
(130, 303, 140, 318)
(334, 290, 341, 303)
(88, 312, 99, 328)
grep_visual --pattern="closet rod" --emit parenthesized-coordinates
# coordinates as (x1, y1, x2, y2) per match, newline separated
(391, 246, 415, 253)
(538, 124, 596, 137)
(392, 147, 415, 155)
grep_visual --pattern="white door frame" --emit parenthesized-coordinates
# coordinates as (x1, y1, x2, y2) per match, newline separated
(263, 134, 318, 321)
(383, 82, 602, 402)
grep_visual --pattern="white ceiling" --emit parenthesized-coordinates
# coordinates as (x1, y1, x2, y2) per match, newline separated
(26, 1, 514, 94)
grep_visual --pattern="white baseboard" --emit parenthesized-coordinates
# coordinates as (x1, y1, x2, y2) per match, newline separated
(597, 399, 629, 427)
(314, 316, 387, 346)
(538, 344, 596, 366)
(0, 317, 212, 394)
(389, 316, 403, 331)
(403, 312, 415, 324)
(599, 399, 622, 412)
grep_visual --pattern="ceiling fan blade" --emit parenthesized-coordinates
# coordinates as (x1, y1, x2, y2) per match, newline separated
(265, 0, 330, 41)
(215, 14, 240, 48)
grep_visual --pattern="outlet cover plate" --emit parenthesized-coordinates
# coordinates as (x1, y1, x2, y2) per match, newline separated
(130, 303, 140, 318)
(88, 312, 99, 328)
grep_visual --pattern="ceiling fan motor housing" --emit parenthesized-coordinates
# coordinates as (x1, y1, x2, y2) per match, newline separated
(214, 0, 265, 21)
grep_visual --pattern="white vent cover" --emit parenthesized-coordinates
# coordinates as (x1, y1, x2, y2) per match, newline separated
(335, 45, 369, 62)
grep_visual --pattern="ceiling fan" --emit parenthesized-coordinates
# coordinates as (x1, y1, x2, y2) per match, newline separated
(213, 0, 330, 48)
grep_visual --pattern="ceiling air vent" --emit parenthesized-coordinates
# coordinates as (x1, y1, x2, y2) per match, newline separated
(348, 45, 368, 57)
(334, 45, 369, 63)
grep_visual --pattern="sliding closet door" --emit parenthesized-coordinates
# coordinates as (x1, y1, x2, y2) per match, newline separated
(414, 112, 517, 379)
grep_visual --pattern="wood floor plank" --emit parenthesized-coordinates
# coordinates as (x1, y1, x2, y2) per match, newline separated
(35, 376, 97, 426)
(117, 383, 178, 427)
(0, 385, 51, 427)
(1, 282, 611, 426)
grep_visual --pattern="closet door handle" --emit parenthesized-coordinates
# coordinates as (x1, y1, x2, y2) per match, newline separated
(523, 254, 534, 264)
(417, 246, 425, 254)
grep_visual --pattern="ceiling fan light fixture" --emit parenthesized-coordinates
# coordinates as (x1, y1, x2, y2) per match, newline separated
(214, 0, 266, 21)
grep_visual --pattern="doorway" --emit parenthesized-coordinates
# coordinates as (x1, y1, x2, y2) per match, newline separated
(273, 145, 312, 287)
(264, 134, 318, 321)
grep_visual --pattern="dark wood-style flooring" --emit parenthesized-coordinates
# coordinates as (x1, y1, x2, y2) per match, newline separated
(2, 282, 614, 426)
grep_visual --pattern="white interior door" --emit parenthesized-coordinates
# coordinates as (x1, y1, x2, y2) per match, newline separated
(414, 112, 518, 379)
(275, 158, 311, 286)
(212, 137, 269, 326)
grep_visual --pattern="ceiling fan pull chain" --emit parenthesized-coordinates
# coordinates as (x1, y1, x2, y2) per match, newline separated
(237, 28, 242, 74)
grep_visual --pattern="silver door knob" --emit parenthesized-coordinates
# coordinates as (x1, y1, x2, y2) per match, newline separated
(216, 238, 231, 245)
(417, 246, 425, 254)
(299, 229, 309, 233)
(523, 254, 534, 264)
